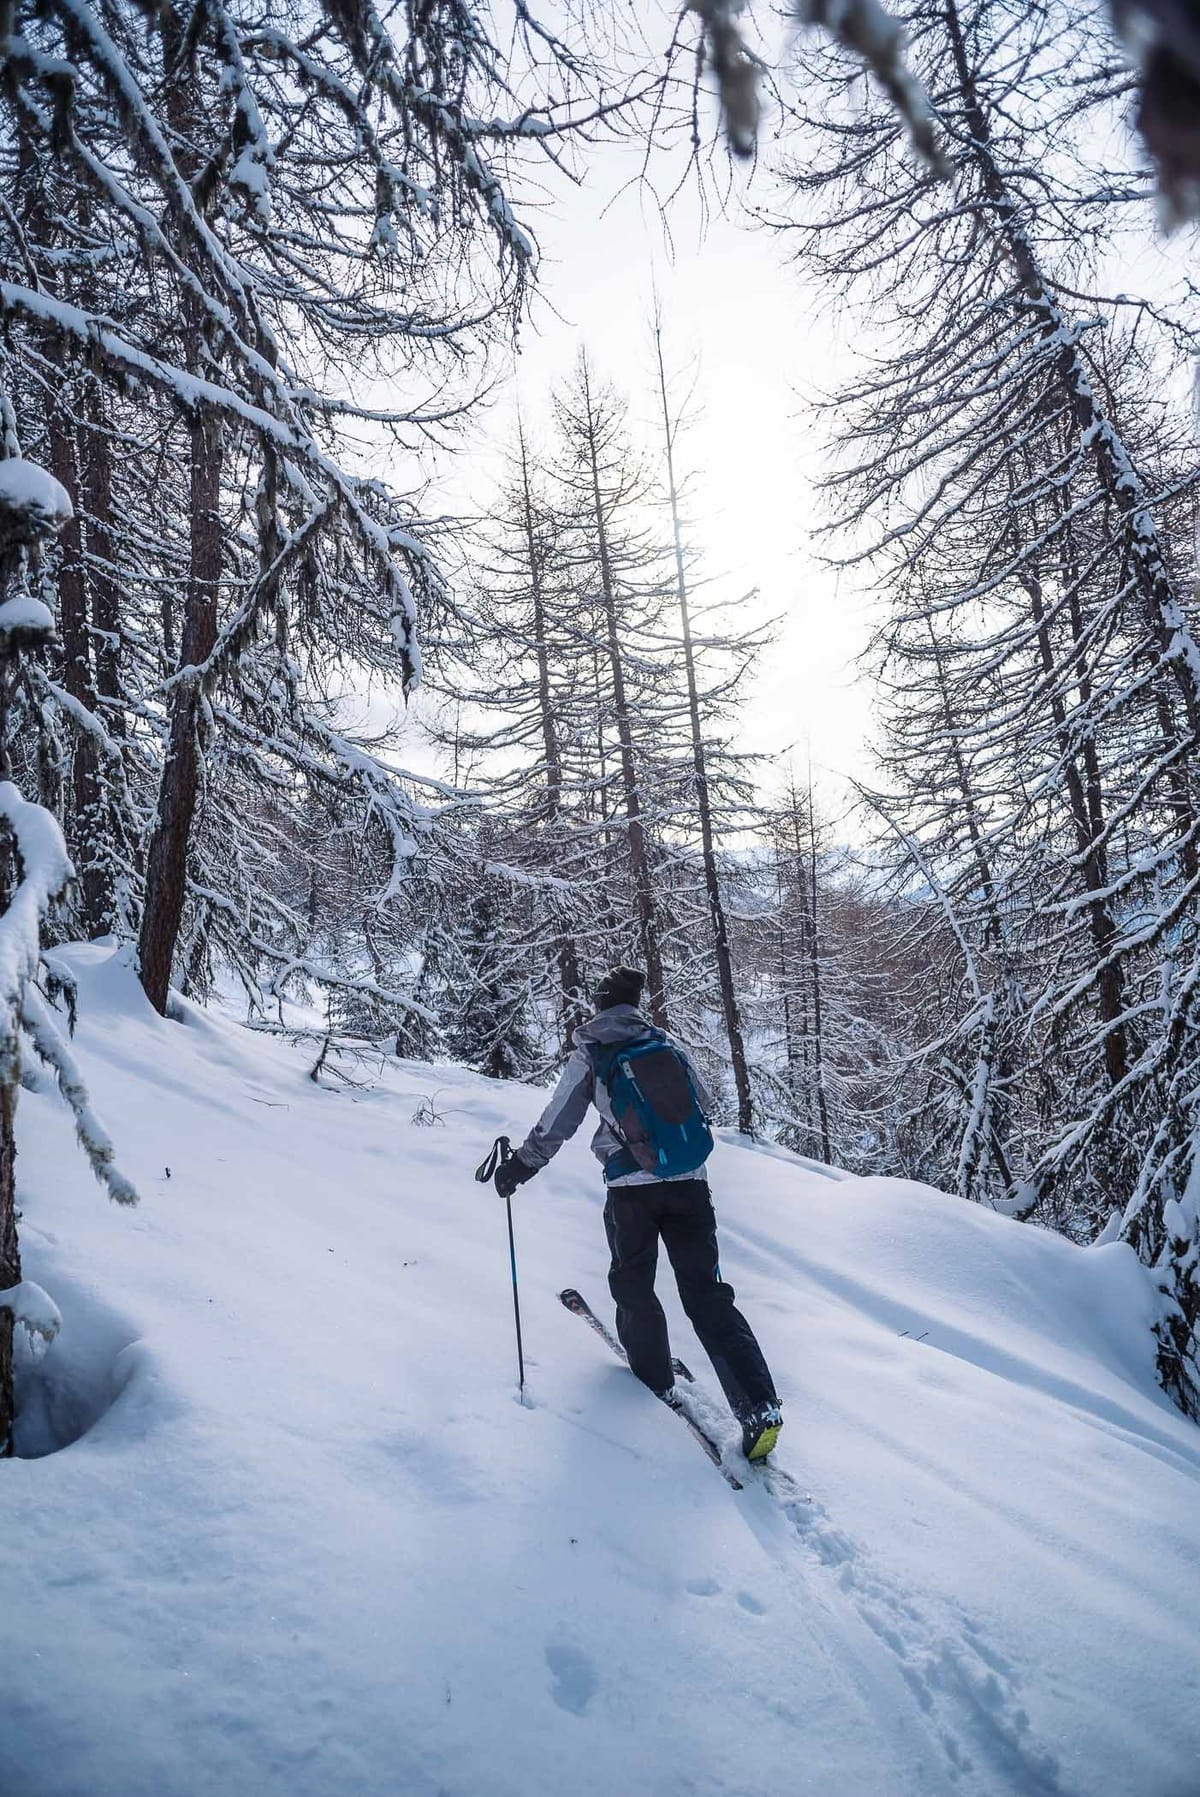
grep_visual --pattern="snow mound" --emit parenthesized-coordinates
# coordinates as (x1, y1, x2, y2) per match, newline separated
(5, 941, 1199, 1797)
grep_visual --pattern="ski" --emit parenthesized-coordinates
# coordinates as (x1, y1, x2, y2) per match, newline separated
(558, 1288, 744, 1490)
(558, 1287, 694, 1382)
(679, 1379, 811, 1505)
(664, 1393, 745, 1490)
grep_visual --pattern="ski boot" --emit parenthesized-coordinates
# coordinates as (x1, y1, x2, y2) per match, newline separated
(740, 1400, 783, 1463)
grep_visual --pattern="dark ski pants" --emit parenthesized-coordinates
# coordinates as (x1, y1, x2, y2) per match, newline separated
(603, 1177, 777, 1421)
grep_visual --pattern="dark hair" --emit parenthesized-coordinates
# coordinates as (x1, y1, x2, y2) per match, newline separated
(594, 966, 646, 1012)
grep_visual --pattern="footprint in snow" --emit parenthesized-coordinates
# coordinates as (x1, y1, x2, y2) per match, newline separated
(737, 1590, 767, 1615)
(545, 1643, 597, 1717)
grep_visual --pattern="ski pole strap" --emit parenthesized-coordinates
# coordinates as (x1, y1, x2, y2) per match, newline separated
(474, 1135, 513, 1184)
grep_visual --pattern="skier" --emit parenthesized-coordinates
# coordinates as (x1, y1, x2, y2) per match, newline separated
(493, 965, 783, 1461)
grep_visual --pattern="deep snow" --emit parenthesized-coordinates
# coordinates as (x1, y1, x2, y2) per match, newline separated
(5, 942, 1200, 1797)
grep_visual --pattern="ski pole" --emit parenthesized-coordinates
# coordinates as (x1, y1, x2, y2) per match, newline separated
(474, 1135, 526, 1394)
(504, 1184, 526, 1395)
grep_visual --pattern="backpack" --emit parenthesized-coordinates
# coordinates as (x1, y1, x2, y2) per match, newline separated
(591, 1033, 714, 1179)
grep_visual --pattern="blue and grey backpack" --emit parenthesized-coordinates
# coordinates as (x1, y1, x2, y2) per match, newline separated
(591, 1032, 714, 1180)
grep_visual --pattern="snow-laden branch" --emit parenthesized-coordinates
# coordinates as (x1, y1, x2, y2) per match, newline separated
(21, 984, 137, 1206)
(0, 782, 71, 1087)
(0, 280, 424, 683)
(0, 1279, 61, 1351)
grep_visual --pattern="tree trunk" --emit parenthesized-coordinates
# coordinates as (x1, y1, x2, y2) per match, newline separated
(138, 404, 223, 1014)
(81, 389, 125, 738)
(0, 964, 18, 1457)
(776, 849, 802, 1119)
(803, 779, 832, 1163)
(922, 623, 1018, 1185)
(516, 422, 584, 1043)
(590, 643, 620, 944)
(924, 621, 1005, 951)
(0, 586, 24, 1454)
(578, 361, 669, 1028)
(653, 319, 752, 1129)
(46, 393, 113, 937)
(1018, 554, 1128, 1084)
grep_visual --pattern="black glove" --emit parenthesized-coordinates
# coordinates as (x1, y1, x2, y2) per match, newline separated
(495, 1151, 536, 1200)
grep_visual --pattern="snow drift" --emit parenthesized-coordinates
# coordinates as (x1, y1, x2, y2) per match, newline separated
(4, 942, 1199, 1797)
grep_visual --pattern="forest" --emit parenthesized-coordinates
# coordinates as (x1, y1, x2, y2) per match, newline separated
(4, 0, 1200, 1451)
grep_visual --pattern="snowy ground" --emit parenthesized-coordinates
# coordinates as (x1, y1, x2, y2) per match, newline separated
(6, 942, 1200, 1797)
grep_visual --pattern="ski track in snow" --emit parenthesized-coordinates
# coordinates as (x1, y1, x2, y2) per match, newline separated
(678, 1382, 1065, 1797)
(564, 1294, 1063, 1795)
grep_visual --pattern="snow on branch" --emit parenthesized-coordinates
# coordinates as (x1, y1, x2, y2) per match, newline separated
(0, 1279, 61, 1353)
(0, 719, 136, 1209)
(0, 280, 424, 685)
(321, 0, 538, 272)
(209, 0, 275, 224)
(0, 592, 55, 655)
(21, 984, 138, 1206)
(0, 456, 72, 539)
(0, 782, 72, 1088)
(187, 879, 438, 1020)
(0, 453, 71, 650)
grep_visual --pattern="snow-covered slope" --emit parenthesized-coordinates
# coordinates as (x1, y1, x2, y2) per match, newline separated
(7, 944, 1200, 1797)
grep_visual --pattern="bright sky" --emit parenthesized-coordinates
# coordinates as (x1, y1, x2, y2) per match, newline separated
(369, 14, 1192, 834)
(400, 127, 877, 820)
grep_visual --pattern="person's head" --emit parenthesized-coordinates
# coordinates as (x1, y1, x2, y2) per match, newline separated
(593, 965, 645, 1014)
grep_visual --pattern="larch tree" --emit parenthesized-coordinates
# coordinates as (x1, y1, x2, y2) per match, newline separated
(1, 0, 652, 1032)
(552, 351, 673, 1029)
(426, 416, 592, 1058)
(767, 0, 1200, 1411)
(652, 309, 754, 1132)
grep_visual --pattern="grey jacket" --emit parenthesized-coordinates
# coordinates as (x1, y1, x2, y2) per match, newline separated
(516, 1005, 715, 1187)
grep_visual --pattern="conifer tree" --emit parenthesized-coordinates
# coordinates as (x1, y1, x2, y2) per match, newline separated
(652, 311, 754, 1131)
(553, 352, 673, 1028)
(769, 0, 1200, 1409)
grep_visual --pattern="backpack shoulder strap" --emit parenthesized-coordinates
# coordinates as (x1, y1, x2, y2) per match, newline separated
(588, 1031, 662, 1083)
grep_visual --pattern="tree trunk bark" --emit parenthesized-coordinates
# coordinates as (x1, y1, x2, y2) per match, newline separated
(138, 403, 223, 1014)
(775, 849, 801, 1120)
(922, 624, 1019, 1185)
(0, 989, 18, 1457)
(803, 779, 832, 1163)
(1019, 556, 1128, 1084)
(924, 621, 1006, 951)
(590, 644, 620, 943)
(81, 389, 125, 738)
(46, 395, 113, 937)
(0, 614, 23, 1454)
